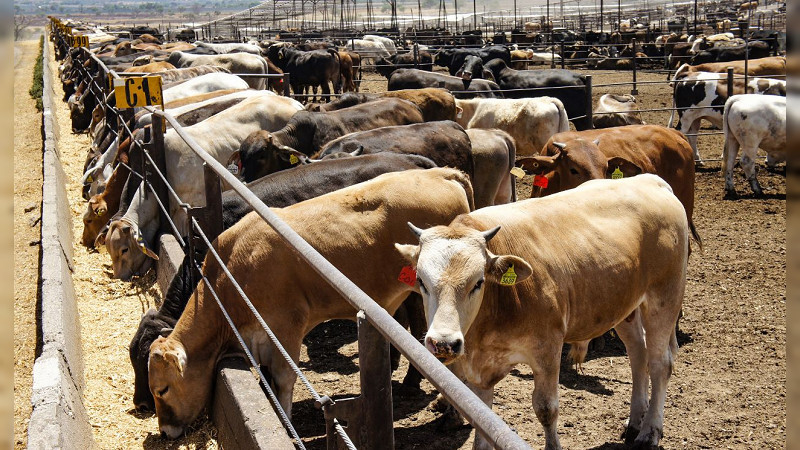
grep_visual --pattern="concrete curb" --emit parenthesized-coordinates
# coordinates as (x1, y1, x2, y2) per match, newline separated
(27, 33, 96, 450)
(156, 238, 295, 449)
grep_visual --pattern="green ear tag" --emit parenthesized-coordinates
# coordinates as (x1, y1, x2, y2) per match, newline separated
(500, 265, 517, 286)
(611, 166, 624, 179)
(289, 154, 299, 165)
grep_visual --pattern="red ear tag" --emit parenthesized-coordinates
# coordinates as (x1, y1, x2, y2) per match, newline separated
(398, 265, 417, 287)
(533, 174, 549, 188)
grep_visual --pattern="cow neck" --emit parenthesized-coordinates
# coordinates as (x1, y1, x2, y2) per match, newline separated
(170, 283, 229, 365)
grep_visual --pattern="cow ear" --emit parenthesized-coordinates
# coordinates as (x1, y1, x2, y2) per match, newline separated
(487, 253, 533, 286)
(278, 146, 307, 165)
(605, 157, 643, 179)
(482, 69, 495, 81)
(516, 155, 558, 175)
(394, 243, 420, 265)
(226, 151, 241, 168)
(95, 231, 107, 248)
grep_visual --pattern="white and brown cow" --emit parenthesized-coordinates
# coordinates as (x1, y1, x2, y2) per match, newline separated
(396, 174, 688, 450)
(722, 94, 786, 197)
(670, 71, 785, 163)
(455, 97, 569, 157)
(147, 168, 474, 438)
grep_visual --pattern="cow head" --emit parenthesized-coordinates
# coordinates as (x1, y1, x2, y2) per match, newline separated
(395, 223, 532, 364)
(232, 131, 310, 182)
(517, 139, 643, 195)
(96, 219, 158, 281)
(455, 55, 491, 89)
(149, 336, 215, 439)
(81, 196, 109, 248)
(129, 309, 174, 412)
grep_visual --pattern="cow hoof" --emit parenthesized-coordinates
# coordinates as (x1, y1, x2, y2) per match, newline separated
(622, 425, 640, 445)
(723, 189, 738, 200)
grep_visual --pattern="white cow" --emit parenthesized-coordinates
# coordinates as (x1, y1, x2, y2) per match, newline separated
(193, 41, 264, 55)
(162, 73, 250, 104)
(98, 94, 304, 280)
(455, 97, 569, 156)
(342, 39, 391, 60)
(722, 94, 786, 197)
(363, 35, 398, 55)
(167, 51, 270, 89)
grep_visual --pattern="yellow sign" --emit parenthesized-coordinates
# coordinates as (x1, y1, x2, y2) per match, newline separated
(611, 166, 624, 179)
(500, 265, 517, 286)
(72, 35, 89, 48)
(113, 76, 163, 109)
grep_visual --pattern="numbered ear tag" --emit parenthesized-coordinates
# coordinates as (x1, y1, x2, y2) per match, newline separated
(611, 166, 624, 179)
(227, 163, 239, 175)
(398, 265, 417, 287)
(289, 154, 299, 165)
(533, 174, 549, 188)
(500, 265, 517, 286)
(510, 167, 526, 179)
(86, 175, 93, 183)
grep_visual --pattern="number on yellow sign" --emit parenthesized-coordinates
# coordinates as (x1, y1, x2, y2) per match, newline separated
(113, 76, 163, 109)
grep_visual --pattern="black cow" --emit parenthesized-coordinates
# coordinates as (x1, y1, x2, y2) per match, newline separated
(128, 152, 438, 411)
(374, 50, 434, 78)
(305, 92, 378, 112)
(482, 58, 591, 130)
(749, 29, 784, 55)
(433, 45, 511, 75)
(690, 40, 771, 65)
(273, 46, 341, 101)
(387, 68, 502, 99)
(316, 121, 474, 179)
(233, 98, 425, 181)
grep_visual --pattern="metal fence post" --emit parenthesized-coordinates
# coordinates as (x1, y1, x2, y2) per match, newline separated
(283, 73, 291, 97)
(727, 67, 734, 98)
(200, 163, 224, 244)
(149, 117, 170, 234)
(584, 74, 593, 130)
(631, 38, 638, 95)
(551, 43, 556, 69)
(560, 39, 565, 69)
(413, 43, 419, 69)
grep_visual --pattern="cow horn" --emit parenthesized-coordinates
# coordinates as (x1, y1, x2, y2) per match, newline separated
(159, 327, 173, 337)
(552, 141, 567, 150)
(482, 226, 502, 242)
(407, 222, 425, 239)
(350, 145, 364, 157)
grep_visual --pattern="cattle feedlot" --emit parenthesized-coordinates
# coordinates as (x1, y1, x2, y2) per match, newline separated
(17, 11, 785, 450)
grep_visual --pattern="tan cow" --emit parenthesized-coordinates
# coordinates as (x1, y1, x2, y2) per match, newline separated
(396, 174, 687, 450)
(123, 61, 176, 73)
(673, 56, 786, 80)
(147, 168, 474, 438)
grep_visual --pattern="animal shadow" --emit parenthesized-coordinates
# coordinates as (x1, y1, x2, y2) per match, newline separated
(301, 319, 359, 375)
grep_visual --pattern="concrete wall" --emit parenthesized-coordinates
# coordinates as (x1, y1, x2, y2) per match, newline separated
(27, 33, 96, 450)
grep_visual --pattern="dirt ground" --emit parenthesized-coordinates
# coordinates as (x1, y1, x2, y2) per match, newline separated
(30, 56, 784, 450)
(13, 37, 44, 450)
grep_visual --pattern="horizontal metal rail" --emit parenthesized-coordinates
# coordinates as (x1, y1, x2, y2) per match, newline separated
(155, 106, 532, 450)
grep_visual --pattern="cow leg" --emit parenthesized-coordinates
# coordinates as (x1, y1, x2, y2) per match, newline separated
(402, 293, 426, 388)
(685, 119, 702, 164)
(468, 384, 495, 450)
(267, 332, 303, 417)
(722, 131, 740, 198)
(614, 309, 649, 443)
(321, 81, 331, 103)
(531, 345, 562, 450)
(741, 149, 763, 196)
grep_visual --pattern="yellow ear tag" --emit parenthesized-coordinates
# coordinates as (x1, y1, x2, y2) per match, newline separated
(611, 166, 624, 179)
(87, 175, 93, 183)
(500, 265, 517, 286)
(289, 154, 299, 165)
(510, 167, 526, 179)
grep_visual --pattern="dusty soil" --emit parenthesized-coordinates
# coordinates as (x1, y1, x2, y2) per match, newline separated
(13, 37, 43, 450)
(39, 57, 784, 449)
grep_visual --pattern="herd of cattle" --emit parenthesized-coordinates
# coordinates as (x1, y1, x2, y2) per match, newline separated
(53, 19, 786, 449)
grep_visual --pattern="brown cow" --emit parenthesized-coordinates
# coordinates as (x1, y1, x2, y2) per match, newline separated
(147, 168, 474, 438)
(337, 51, 357, 92)
(123, 61, 176, 73)
(307, 88, 457, 122)
(82, 162, 129, 247)
(348, 51, 362, 91)
(517, 125, 700, 247)
(673, 56, 786, 80)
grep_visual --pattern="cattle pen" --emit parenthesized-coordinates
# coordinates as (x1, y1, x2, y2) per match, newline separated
(18, 9, 786, 450)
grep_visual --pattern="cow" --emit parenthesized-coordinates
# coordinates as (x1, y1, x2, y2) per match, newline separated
(306, 88, 458, 122)
(374, 50, 434, 78)
(592, 94, 645, 128)
(387, 69, 502, 99)
(161, 73, 250, 104)
(689, 40, 771, 65)
(231, 98, 424, 181)
(342, 38, 392, 60)
(722, 94, 786, 197)
(395, 174, 687, 450)
(433, 45, 511, 76)
(336, 51, 357, 93)
(670, 71, 786, 162)
(464, 128, 517, 207)
(363, 34, 398, 55)
(516, 125, 701, 250)
(166, 51, 270, 89)
(129, 152, 438, 411)
(147, 168, 475, 438)
(97, 95, 304, 280)
(122, 61, 176, 73)
(193, 41, 263, 55)
(454, 97, 569, 156)
(273, 47, 341, 100)
(673, 56, 786, 80)
(482, 59, 590, 130)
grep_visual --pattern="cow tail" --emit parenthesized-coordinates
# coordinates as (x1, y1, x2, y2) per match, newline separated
(444, 169, 476, 211)
(555, 99, 570, 132)
(689, 220, 703, 253)
(668, 79, 678, 128)
(328, 49, 342, 94)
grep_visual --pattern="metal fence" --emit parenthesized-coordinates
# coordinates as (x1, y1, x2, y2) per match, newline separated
(54, 23, 534, 450)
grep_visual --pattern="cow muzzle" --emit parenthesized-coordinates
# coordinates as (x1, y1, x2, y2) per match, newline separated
(160, 424, 185, 440)
(460, 71, 473, 81)
(425, 334, 464, 364)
